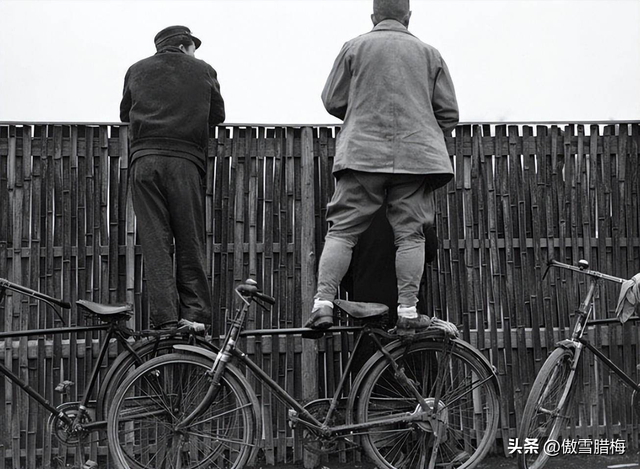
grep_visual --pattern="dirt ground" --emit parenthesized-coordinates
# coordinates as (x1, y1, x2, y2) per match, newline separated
(248, 451, 640, 469)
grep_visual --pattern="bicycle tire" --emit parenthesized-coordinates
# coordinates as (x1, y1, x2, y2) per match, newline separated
(97, 336, 216, 421)
(356, 339, 499, 469)
(517, 346, 578, 469)
(107, 353, 257, 469)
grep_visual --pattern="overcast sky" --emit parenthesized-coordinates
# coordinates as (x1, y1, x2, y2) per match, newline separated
(0, 0, 638, 125)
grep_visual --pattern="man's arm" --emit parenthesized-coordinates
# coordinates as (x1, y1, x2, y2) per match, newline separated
(208, 66, 225, 126)
(119, 70, 132, 123)
(432, 58, 459, 133)
(321, 42, 352, 120)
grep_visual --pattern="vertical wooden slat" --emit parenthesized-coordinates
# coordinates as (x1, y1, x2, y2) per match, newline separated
(300, 127, 318, 467)
(508, 124, 528, 440)
(0, 127, 5, 465)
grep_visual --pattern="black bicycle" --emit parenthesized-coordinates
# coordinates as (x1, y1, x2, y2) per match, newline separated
(108, 279, 501, 469)
(517, 259, 640, 469)
(0, 277, 215, 464)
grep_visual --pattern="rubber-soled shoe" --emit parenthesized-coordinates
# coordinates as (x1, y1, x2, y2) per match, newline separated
(178, 318, 207, 336)
(150, 320, 179, 336)
(395, 315, 432, 336)
(304, 304, 334, 330)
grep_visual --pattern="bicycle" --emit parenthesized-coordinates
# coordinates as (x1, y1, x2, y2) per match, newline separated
(517, 259, 640, 469)
(107, 279, 501, 469)
(0, 277, 215, 465)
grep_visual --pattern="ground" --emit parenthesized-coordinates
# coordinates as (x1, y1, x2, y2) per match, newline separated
(248, 451, 640, 469)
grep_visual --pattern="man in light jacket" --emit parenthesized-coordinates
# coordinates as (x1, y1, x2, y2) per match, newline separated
(305, 0, 459, 335)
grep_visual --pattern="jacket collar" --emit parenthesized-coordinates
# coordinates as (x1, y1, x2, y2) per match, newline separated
(155, 46, 185, 55)
(372, 18, 410, 33)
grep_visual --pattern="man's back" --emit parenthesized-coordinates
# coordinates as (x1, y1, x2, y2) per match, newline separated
(322, 19, 458, 184)
(121, 47, 225, 168)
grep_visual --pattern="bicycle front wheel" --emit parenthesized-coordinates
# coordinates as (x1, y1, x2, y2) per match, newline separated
(518, 346, 578, 469)
(107, 353, 257, 469)
(98, 336, 216, 421)
(356, 339, 499, 469)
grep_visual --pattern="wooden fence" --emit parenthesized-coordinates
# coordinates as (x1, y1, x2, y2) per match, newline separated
(1, 122, 639, 467)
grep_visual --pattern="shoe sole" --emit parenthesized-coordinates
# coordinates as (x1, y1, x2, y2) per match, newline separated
(393, 327, 417, 337)
(308, 317, 333, 330)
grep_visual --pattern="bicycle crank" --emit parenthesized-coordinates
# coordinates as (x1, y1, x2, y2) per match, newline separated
(48, 402, 93, 445)
(298, 400, 346, 455)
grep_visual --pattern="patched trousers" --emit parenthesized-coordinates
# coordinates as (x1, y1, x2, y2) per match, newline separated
(129, 156, 212, 328)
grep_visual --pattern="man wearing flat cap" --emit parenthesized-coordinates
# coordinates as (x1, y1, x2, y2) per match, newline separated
(306, 0, 459, 336)
(120, 25, 224, 330)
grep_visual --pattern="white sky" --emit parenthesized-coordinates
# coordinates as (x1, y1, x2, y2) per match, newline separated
(0, 0, 638, 124)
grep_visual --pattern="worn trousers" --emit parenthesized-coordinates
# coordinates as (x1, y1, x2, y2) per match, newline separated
(129, 156, 212, 327)
(316, 170, 435, 307)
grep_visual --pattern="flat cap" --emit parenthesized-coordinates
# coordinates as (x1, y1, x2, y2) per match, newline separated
(154, 25, 201, 49)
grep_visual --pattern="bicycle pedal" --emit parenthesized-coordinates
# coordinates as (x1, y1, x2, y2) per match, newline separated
(82, 460, 98, 469)
(55, 380, 74, 394)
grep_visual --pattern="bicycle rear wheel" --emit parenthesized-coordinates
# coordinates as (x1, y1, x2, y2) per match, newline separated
(107, 353, 256, 469)
(356, 339, 499, 469)
(518, 346, 578, 469)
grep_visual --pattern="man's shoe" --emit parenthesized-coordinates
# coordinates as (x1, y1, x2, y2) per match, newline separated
(395, 315, 432, 335)
(178, 318, 207, 336)
(304, 302, 334, 330)
(151, 320, 179, 334)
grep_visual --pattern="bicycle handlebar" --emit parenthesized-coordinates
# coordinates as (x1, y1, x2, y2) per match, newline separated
(0, 278, 72, 309)
(236, 281, 276, 305)
(547, 259, 626, 284)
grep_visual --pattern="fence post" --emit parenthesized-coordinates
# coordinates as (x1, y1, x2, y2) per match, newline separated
(300, 126, 318, 467)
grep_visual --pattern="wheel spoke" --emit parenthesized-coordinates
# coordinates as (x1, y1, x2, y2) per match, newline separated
(357, 340, 498, 469)
(108, 353, 256, 469)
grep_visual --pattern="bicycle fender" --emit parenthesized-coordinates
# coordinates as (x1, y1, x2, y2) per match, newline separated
(556, 339, 579, 350)
(449, 337, 501, 394)
(174, 343, 217, 360)
(347, 337, 501, 423)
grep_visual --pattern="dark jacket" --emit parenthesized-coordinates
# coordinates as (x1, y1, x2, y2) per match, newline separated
(120, 46, 225, 171)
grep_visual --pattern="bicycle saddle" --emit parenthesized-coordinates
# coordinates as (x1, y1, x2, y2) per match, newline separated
(333, 299, 388, 319)
(77, 299, 133, 317)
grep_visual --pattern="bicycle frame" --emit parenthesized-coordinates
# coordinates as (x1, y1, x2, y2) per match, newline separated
(176, 285, 499, 441)
(0, 322, 121, 423)
(550, 260, 640, 399)
(0, 278, 141, 427)
(178, 325, 455, 438)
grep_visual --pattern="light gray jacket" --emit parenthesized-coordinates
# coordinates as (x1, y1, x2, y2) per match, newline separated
(322, 19, 459, 188)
